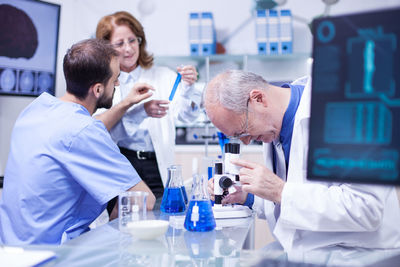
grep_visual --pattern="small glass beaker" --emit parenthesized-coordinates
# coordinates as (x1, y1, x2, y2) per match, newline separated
(184, 174, 216, 232)
(118, 191, 148, 232)
(160, 166, 186, 213)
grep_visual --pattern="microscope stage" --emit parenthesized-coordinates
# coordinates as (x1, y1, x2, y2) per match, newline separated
(212, 205, 252, 219)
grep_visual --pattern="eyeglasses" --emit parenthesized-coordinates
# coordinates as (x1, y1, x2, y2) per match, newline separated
(111, 37, 142, 49)
(226, 98, 250, 139)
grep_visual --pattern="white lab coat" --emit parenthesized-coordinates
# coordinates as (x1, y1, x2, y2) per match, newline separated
(253, 76, 400, 252)
(96, 66, 201, 185)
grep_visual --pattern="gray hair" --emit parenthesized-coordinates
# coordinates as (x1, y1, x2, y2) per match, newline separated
(205, 70, 269, 113)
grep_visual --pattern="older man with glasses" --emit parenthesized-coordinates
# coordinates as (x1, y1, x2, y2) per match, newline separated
(204, 69, 400, 252)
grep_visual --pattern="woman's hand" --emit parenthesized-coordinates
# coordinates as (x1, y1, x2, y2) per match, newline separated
(177, 65, 198, 86)
(144, 100, 169, 118)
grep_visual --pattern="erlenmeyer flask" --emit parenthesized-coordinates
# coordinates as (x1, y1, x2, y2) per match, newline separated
(160, 166, 186, 213)
(171, 165, 188, 205)
(184, 174, 216, 232)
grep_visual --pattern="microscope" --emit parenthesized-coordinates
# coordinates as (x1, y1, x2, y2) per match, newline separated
(212, 143, 252, 219)
(214, 143, 240, 204)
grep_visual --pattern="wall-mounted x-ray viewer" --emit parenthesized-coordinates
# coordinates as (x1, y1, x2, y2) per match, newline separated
(308, 8, 400, 185)
(0, 0, 60, 97)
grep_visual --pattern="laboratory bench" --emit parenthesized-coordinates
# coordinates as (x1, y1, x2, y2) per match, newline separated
(22, 210, 254, 266)
(11, 208, 400, 267)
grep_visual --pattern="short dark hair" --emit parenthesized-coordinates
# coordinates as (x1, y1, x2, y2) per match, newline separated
(63, 38, 119, 99)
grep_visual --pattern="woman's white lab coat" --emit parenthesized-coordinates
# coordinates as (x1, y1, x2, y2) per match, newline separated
(100, 66, 201, 185)
(252, 76, 400, 252)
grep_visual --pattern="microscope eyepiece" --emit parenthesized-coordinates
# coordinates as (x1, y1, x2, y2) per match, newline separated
(231, 143, 240, 154)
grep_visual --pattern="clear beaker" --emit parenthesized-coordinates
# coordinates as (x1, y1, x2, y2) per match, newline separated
(184, 174, 216, 232)
(160, 166, 186, 213)
(118, 191, 148, 232)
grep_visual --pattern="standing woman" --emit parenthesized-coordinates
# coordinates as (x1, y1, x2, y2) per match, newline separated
(95, 11, 201, 199)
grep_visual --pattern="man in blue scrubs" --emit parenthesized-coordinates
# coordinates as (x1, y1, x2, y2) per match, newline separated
(0, 39, 156, 245)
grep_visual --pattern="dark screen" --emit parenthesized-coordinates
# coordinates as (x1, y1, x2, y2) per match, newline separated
(308, 8, 400, 185)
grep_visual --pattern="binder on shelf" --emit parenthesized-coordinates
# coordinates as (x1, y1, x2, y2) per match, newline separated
(267, 9, 279, 55)
(188, 12, 216, 56)
(200, 12, 216, 55)
(279, 9, 293, 54)
(255, 10, 268, 55)
(189, 13, 200, 56)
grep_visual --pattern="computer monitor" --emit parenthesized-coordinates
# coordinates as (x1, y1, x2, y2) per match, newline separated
(0, 0, 60, 97)
(308, 8, 400, 185)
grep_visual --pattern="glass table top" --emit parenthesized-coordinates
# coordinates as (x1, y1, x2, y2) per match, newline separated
(14, 210, 400, 267)
(32, 210, 254, 266)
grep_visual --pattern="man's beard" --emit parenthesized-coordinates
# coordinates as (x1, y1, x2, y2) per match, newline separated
(96, 89, 114, 109)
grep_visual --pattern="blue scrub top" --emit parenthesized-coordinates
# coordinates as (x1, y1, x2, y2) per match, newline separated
(279, 83, 305, 170)
(0, 93, 141, 245)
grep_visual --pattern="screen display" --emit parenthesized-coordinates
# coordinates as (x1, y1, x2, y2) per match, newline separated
(308, 8, 400, 185)
(0, 0, 60, 96)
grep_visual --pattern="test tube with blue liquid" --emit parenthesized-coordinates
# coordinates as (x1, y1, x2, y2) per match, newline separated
(168, 73, 182, 101)
(160, 165, 186, 213)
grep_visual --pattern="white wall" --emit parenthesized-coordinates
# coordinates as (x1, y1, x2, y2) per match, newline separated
(1, 0, 399, 175)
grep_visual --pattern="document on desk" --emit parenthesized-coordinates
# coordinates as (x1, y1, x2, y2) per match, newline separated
(0, 246, 56, 267)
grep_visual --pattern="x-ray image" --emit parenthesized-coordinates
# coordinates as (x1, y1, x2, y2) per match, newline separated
(0, 0, 60, 97)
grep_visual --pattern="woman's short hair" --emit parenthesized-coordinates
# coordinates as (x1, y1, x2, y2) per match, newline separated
(96, 11, 153, 69)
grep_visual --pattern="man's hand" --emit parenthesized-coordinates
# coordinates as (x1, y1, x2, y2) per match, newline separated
(208, 177, 248, 205)
(95, 83, 154, 131)
(177, 65, 198, 86)
(144, 100, 169, 118)
(208, 177, 215, 201)
(232, 158, 285, 204)
(125, 83, 154, 105)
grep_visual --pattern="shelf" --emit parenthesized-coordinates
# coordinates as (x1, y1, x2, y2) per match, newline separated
(154, 53, 311, 64)
(154, 53, 311, 83)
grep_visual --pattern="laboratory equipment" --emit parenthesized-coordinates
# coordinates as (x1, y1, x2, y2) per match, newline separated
(160, 166, 186, 213)
(184, 174, 216, 232)
(214, 143, 241, 205)
(213, 143, 252, 219)
(118, 191, 148, 232)
(174, 165, 188, 205)
(166, 165, 187, 205)
(126, 220, 169, 240)
(181, 185, 188, 206)
(168, 73, 181, 101)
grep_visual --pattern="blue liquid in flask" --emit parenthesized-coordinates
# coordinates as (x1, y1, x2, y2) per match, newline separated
(184, 200, 216, 232)
(181, 186, 188, 205)
(160, 187, 186, 213)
